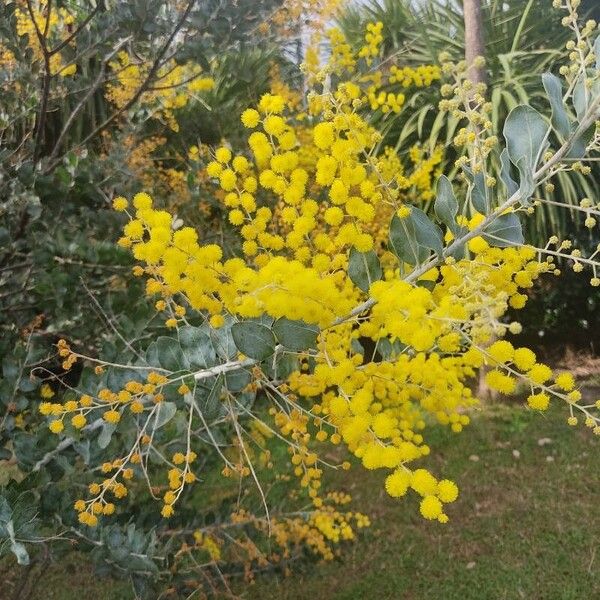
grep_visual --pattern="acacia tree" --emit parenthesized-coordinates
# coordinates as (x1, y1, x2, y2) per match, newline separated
(0, 0, 294, 383)
(1, 0, 600, 597)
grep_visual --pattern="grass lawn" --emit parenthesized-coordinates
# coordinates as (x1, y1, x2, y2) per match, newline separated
(3, 401, 599, 599)
(247, 401, 599, 600)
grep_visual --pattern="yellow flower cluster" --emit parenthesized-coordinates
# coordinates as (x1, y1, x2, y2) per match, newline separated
(112, 134, 194, 208)
(482, 339, 580, 412)
(109, 48, 596, 522)
(105, 51, 214, 131)
(32, 5, 600, 588)
(267, 0, 342, 38)
(0, 45, 16, 70)
(41, 346, 205, 525)
(111, 185, 565, 523)
(389, 65, 442, 87)
(438, 54, 498, 171)
(42, 361, 173, 436)
(227, 500, 369, 564)
(14, 1, 77, 76)
(310, 22, 441, 119)
(115, 82, 450, 333)
(358, 21, 384, 65)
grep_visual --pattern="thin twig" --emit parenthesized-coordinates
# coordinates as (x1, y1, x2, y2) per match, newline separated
(48, 5, 99, 56)
(45, 0, 196, 170)
(47, 36, 131, 162)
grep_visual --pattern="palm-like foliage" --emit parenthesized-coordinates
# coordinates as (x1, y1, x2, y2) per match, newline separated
(174, 47, 300, 147)
(337, 0, 599, 243)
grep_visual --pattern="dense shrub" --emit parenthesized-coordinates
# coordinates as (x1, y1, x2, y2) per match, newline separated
(1, 1, 599, 598)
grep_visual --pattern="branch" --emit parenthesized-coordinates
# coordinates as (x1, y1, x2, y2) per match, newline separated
(45, 0, 196, 170)
(193, 357, 257, 382)
(46, 36, 131, 162)
(32, 417, 104, 472)
(48, 5, 99, 56)
(332, 95, 600, 326)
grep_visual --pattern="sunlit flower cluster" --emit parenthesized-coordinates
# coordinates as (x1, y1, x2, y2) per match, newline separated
(105, 51, 214, 131)
(35, 11, 600, 588)
(93, 14, 600, 529)
(13, 0, 77, 76)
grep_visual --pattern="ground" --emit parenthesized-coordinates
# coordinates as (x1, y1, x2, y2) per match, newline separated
(3, 396, 599, 600)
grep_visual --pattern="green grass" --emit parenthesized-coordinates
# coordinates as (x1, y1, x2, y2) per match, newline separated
(246, 402, 599, 600)
(3, 401, 599, 599)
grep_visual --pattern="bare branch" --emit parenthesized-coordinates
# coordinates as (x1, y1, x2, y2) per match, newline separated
(47, 36, 131, 162)
(49, 5, 100, 56)
(45, 0, 196, 171)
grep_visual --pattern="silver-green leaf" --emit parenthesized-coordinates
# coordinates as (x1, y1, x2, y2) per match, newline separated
(573, 77, 588, 122)
(389, 207, 443, 266)
(463, 167, 490, 214)
(231, 322, 276, 360)
(178, 326, 217, 368)
(542, 73, 571, 140)
(499, 148, 519, 197)
(503, 105, 547, 172)
(515, 157, 535, 205)
(98, 423, 116, 449)
(434, 175, 460, 234)
(153, 401, 177, 429)
(273, 318, 319, 351)
(348, 248, 383, 292)
(482, 213, 524, 247)
(145, 337, 189, 372)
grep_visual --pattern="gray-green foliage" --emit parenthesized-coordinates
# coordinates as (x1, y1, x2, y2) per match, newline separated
(389, 206, 444, 266)
(0, 0, 292, 360)
(385, 56, 600, 265)
(348, 249, 383, 292)
(0, 1, 296, 594)
(337, 0, 599, 243)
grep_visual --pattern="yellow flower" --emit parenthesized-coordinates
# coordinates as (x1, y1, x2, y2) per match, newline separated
(39, 402, 53, 415)
(130, 401, 144, 414)
(527, 364, 553, 385)
(103, 503, 116, 515)
(215, 147, 232, 163)
(420, 495, 443, 520)
(555, 372, 575, 392)
(59, 63, 77, 77)
(40, 383, 55, 399)
(411, 469, 438, 496)
(172, 452, 186, 465)
(49, 419, 64, 434)
(241, 108, 260, 128)
(210, 314, 225, 328)
(437, 480, 458, 503)
(132, 192, 153, 210)
(71, 414, 87, 429)
(103, 410, 121, 424)
(527, 393, 550, 411)
(112, 196, 128, 211)
(385, 469, 411, 498)
(513, 347, 536, 371)
(487, 340, 514, 364)
(485, 370, 516, 394)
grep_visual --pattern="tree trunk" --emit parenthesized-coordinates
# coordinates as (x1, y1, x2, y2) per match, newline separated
(463, 0, 486, 84)
(464, 0, 494, 400)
